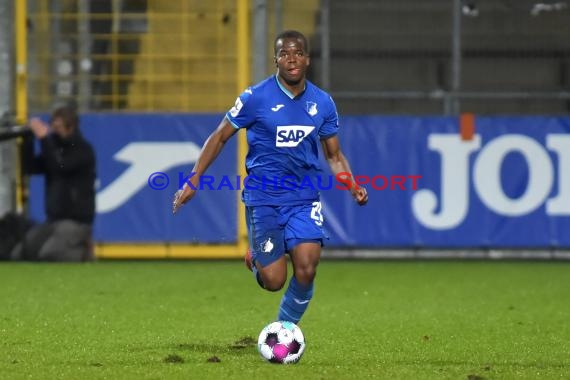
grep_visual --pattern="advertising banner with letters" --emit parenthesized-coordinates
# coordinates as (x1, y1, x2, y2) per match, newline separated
(29, 114, 238, 243)
(29, 115, 570, 247)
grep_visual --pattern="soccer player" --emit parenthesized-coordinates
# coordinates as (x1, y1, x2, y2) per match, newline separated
(173, 30, 367, 324)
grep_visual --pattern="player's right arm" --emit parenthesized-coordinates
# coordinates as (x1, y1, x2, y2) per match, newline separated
(172, 88, 256, 214)
(172, 117, 237, 214)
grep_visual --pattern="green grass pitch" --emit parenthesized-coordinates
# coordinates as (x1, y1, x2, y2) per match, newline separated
(1, 260, 569, 379)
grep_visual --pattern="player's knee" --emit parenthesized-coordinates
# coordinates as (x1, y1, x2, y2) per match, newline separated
(261, 270, 287, 291)
(295, 266, 316, 286)
(258, 258, 287, 291)
(263, 276, 286, 292)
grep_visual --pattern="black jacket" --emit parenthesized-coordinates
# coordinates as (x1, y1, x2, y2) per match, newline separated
(33, 132, 96, 224)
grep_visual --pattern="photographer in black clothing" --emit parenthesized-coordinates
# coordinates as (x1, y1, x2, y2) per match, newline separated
(11, 106, 96, 261)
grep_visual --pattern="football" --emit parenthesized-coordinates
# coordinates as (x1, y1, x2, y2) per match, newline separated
(257, 321, 306, 364)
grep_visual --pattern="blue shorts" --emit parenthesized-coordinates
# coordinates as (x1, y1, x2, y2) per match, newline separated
(246, 201, 325, 268)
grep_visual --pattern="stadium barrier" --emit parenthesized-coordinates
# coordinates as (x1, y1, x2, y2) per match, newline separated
(28, 114, 570, 258)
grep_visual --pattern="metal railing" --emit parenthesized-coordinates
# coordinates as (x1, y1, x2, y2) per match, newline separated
(315, 0, 570, 115)
(27, 0, 240, 112)
(26, 0, 324, 113)
(25, 0, 570, 115)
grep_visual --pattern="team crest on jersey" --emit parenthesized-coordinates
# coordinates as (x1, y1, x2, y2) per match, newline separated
(275, 125, 315, 147)
(306, 101, 318, 116)
(261, 238, 274, 253)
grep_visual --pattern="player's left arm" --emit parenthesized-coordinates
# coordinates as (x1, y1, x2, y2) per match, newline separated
(321, 136, 368, 206)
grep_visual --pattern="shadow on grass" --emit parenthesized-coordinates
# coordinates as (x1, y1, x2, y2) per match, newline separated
(118, 337, 258, 364)
(174, 336, 258, 358)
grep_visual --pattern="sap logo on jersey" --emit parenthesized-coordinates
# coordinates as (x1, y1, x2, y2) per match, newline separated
(276, 125, 315, 147)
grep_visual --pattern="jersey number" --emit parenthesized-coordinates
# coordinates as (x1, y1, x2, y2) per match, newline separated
(311, 201, 323, 226)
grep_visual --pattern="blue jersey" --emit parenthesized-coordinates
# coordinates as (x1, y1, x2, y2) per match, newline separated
(226, 75, 339, 206)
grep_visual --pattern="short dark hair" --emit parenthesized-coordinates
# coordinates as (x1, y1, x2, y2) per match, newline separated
(51, 105, 79, 131)
(274, 30, 309, 55)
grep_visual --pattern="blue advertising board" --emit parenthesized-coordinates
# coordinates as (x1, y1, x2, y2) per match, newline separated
(29, 115, 570, 247)
(319, 116, 570, 248)
(30, 114, 238, 243)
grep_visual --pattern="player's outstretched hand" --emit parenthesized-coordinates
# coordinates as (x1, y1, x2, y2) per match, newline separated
(172, 184, 196, 214)
(352, 186, 368, 206)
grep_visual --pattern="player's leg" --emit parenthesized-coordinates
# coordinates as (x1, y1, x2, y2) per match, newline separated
(246, 247, 288, 292)
(277, 202, 324, 323)
(256, 256, 287, 292)
(277, 241, 320, 324)
(246, 205, 288, 291)
(290, 242, 321, 287)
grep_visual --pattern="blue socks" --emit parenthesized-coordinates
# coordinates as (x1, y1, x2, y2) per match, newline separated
(250, 254, 314, 324)
(277, 276, 314, 324)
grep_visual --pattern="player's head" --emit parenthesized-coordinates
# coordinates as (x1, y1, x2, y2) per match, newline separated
(50, 105, 79, 139)
(274, 30, 310, 86)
